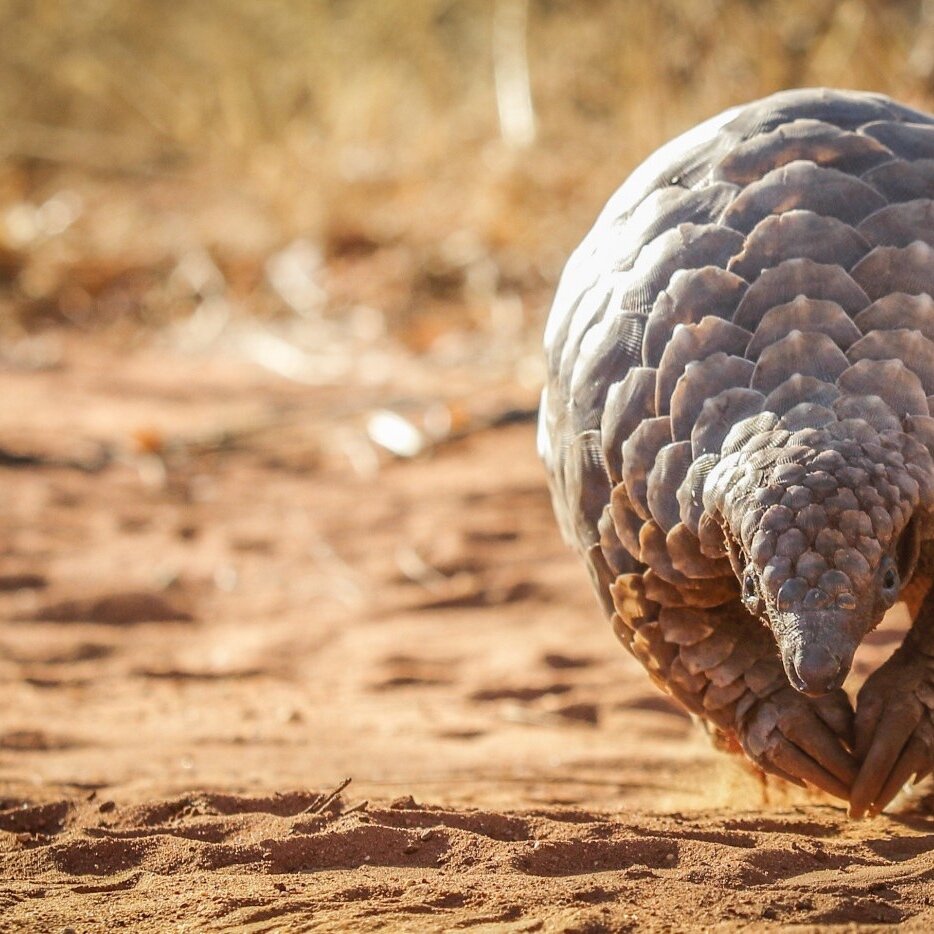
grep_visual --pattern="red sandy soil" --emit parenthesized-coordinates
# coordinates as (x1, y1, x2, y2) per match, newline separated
(1, 335, 933, 932)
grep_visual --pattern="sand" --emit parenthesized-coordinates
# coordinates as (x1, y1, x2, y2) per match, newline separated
(1, 336, 933, 932)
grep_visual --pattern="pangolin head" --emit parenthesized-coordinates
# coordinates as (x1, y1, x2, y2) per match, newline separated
(704, 416, 926, 696)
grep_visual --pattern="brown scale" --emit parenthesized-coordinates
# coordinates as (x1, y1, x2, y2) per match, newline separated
(643, 266, 749, 367)
(744, 297, 861, 360)
(854, 292, 934, 340)
(711, 119, 893, 185)
(727, 210, 870, 282)
(539, 89, 934, 815)
(654, 317, 751, 412)
(857, 199, 934, 249)
(613, 184, 740, 272)
(613, 224, 745, 313)
(863, 159, 934, 202)
(721, 161, 886, 233)
(850, 240, 934, 300)
(731, 259, 869, 332)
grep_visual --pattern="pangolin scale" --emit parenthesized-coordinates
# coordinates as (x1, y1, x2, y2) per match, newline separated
(539, 88, 934, 817)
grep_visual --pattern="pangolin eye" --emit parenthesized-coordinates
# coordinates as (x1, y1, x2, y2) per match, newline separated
(742, 569, 760, 610)
(879, 559, 900, 607)
(882, 566, 899, 593)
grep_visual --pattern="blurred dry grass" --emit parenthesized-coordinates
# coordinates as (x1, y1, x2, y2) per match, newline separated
(0, 0, 932, 363)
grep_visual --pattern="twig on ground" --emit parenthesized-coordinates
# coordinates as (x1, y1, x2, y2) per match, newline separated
(302, 777, 352, 815)
(341, 799, 369, 816)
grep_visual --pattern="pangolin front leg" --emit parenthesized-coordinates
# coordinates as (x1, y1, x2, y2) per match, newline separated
(850, 564, 934, 817)
(610, 574, 857, 800)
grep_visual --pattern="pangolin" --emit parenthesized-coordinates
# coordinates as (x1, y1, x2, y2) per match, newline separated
(539, 88, 934, 817)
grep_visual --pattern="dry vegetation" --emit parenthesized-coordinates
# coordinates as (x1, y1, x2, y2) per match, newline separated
(0, 0, 933, 358)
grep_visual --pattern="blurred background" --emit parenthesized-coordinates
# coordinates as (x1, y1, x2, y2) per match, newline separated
(1, 0, 934, 384)
(5, 6, 934, 924)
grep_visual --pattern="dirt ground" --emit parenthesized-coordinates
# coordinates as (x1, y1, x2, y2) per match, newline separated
(2, 334, 934, 933)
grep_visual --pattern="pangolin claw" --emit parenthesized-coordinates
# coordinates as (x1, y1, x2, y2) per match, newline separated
(849, 652, 934, 818)
(742, 686, 856, 802)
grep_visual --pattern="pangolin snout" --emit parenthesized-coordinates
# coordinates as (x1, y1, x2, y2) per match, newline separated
(772, 603, 866, 697)
(788, 644, 844, 696)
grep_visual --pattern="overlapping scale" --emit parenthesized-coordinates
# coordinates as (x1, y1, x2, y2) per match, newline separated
(850, 241, 934, 300)
(655, 317, 751, 414)
(643, 266, 748, 366)
(744, 297, 860, 359)
(751, 331, 849, 394)
(861, 121, 934, 160)
(613, 184, 739, 271)
(669, 353, 755, 440)
(600, 367, 657, 483)
(847, 329, 934, 394)
(721, 161, 885, 233)
(727, 210, 870, 281)
(857, 199, 934, 248)
(569, 312, 645, 432)
(612, 223, 744, 313)
(853, 292, 934, 338)
(732, 258, 870, 330)
(862, 159, 934, 203)
(713, 119, 892, 186)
